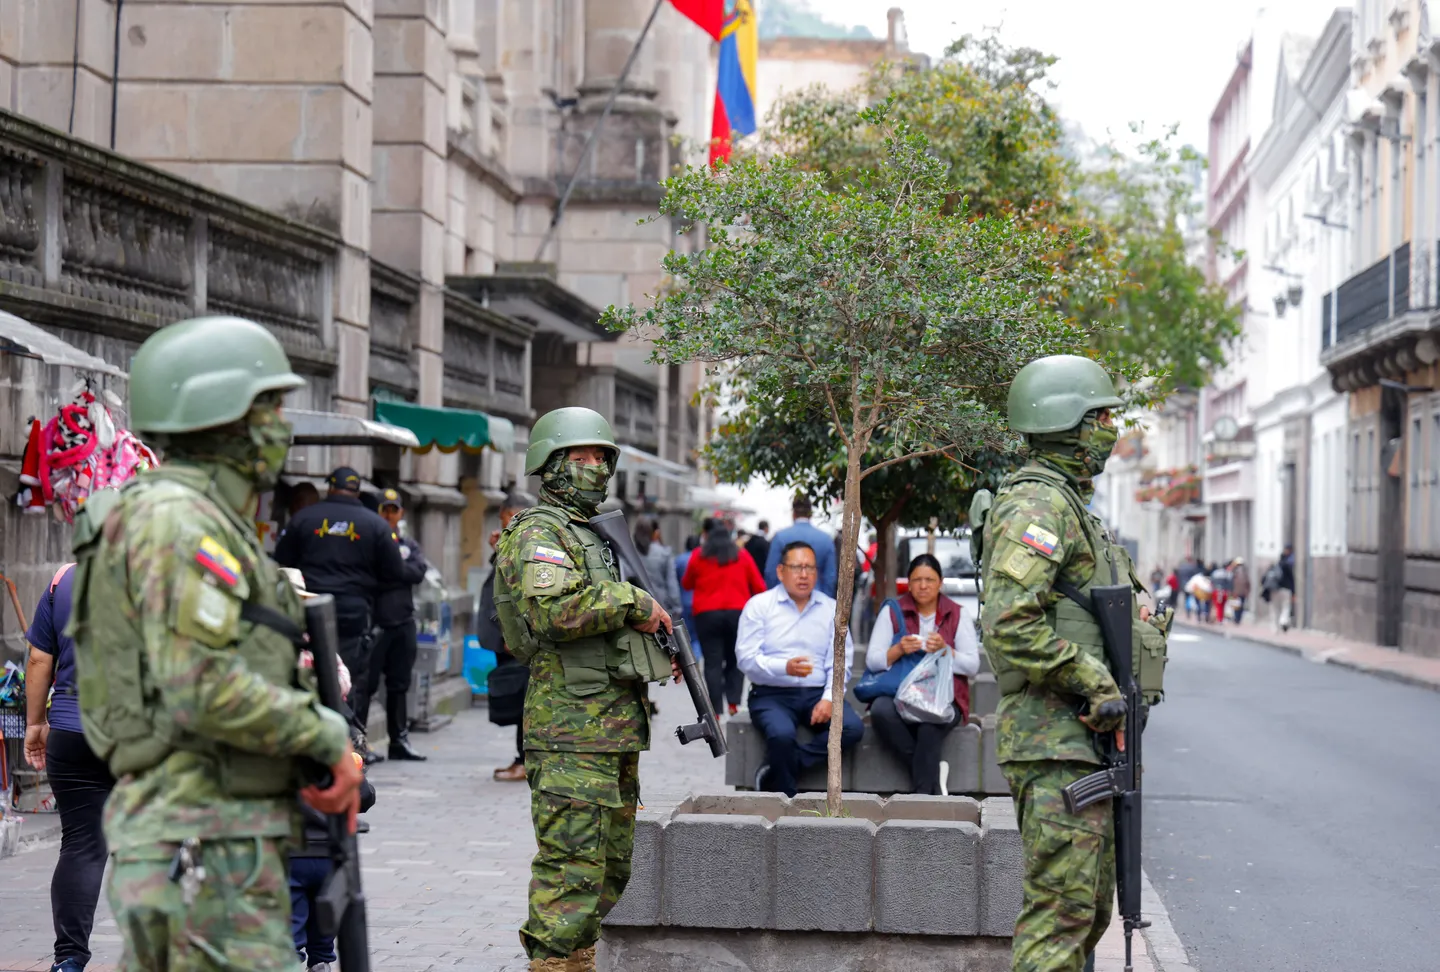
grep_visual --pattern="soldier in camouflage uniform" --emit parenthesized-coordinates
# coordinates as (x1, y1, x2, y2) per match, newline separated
(979, 355, 1163, 972)
(492, 407, 676, 972)
(70, 316, 363, 972)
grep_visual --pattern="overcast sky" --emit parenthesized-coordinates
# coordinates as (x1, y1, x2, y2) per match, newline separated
(806, 0, 1337, 148)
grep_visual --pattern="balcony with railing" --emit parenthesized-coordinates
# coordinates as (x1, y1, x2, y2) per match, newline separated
(1320, 241, 1440, 391)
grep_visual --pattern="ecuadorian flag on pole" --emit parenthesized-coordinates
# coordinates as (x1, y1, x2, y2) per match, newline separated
(670, 0, 757, 165)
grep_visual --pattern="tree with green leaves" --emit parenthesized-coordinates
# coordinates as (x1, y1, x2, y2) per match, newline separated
(603, 106, 1112, 811)
(707, 36, 1239, 602)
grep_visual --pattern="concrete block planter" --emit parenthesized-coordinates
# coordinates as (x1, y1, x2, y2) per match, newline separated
(602, 792, 1022, 972)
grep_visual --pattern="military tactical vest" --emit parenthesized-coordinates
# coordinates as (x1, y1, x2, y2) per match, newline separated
(493, 505, 673, 694)
(986, 465, 1167, 706)
(69, 467, 306, 793)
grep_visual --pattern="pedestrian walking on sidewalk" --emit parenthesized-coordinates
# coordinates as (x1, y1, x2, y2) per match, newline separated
(493, 407, 679, 972)
(1211, 560, 1233, 623)
(1275, 545, 1297, 632)
(977, 355, 1171, 972)
(683, 521, 767, 716)
(69, 316, 361, 972)
(1230, 558, 1251, 624)
(24, 564, 116, 972)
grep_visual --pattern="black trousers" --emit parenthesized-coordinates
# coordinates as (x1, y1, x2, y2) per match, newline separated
(46, 728, 115, 966)
(695, 609, 744, 711)
(868, 695, 962, 795)
(335, 598, 373, 730)
(365, 620, 417, 736)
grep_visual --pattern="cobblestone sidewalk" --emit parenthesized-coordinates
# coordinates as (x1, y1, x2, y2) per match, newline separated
(0, 680, 1182, 971)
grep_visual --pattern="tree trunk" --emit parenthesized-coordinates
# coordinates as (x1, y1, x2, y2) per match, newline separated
(874, 515, 900, 610)
(871, 486, 912, 613)
(827, 444, 866, 815)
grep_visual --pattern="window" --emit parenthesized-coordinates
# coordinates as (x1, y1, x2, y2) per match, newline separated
(1366, 427, 1376, 548)
(1349, 430, 1361, 548)
(1410, 415, 1424, 548)
(1334, 430, 1347, 553)
(1419, 93, 1428, 263)
(1370, 136, 1382, 261)
(1431, 412, 1440, 551)
(1316, 432, 1329, 552)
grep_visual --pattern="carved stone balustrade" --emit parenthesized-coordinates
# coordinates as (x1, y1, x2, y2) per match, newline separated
(442, 288, 535, 421)
(0, 110, 339, 373)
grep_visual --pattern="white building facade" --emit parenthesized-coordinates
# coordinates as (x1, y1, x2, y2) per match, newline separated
(1247, 12, 1354, 631)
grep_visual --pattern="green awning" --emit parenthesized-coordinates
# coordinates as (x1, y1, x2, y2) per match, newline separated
(373, 401, 515, 454)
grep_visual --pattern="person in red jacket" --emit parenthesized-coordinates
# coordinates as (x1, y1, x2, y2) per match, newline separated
(683, 522, 767, 716)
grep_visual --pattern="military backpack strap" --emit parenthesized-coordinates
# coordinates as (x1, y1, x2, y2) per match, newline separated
(240, 601, 306, 648)
(1053, 579, 1093, 615)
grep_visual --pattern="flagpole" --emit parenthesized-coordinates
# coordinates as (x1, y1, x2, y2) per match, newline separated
(533, 0, 667, 263)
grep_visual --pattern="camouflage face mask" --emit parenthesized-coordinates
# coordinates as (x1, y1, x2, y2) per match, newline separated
(541, 452, 613, 510)
(247, 401, 294, 491)
(1082, 415, 1118, 475)
(1027, 411, 1116, 485)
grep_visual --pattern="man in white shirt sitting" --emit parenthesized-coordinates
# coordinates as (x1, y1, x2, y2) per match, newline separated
(736, 540, 863, 796)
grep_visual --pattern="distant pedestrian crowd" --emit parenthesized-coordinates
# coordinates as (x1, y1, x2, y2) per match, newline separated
(1157, 544, 1296, 632)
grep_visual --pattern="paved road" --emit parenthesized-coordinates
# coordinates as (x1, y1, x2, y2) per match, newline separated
(1144, 627, 1440, 972)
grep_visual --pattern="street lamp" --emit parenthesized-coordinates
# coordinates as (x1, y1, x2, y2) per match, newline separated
(1273, 294, 1288, 318)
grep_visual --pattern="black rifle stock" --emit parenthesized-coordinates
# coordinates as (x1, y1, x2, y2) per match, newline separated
(303, 595, 372, 972)
(587, 509, 726, 757)
(1059, 584, 1148, 972)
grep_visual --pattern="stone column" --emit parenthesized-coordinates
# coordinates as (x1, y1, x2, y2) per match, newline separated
(110, 0, 376, 468)
(373, 0, 447, 489)
(581, 0, 657, 101)
(5, 0, 118, 147)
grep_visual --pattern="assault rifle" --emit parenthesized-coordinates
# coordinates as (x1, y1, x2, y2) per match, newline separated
(303, 595, 373, 972)
(1060, 584, 1149, 972)
(588, 509, 726, 758)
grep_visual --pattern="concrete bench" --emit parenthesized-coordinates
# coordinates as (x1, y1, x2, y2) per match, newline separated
(724, 681, 1008, 797)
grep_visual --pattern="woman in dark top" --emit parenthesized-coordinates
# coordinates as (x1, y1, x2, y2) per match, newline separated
(683, 523, 766, 716)
(863, 554, 981, 795)
(23, 564, 116, 972)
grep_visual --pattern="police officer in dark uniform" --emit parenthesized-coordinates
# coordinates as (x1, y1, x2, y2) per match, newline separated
(369, 488, 430, 761)
(275, 466, 406, 748)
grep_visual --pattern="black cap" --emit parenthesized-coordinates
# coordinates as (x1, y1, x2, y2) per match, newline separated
(380, 488, 403, 509)
(327, 467, 362, 492)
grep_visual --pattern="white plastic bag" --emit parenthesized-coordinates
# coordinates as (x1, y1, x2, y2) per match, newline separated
(894, 648, 956, 725)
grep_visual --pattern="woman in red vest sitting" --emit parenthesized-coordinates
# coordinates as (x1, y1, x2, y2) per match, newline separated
(864, 553, 981, 795)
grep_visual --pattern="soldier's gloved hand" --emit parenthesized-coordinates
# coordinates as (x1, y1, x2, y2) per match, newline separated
(1080, 697, 1127, 734)
(633, 599, 673, 635)
(301, 741, 363, 835)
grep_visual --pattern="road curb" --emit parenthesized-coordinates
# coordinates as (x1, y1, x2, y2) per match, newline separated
(1140, 869, 1195, 972)
(1174, 622, 1440, 695)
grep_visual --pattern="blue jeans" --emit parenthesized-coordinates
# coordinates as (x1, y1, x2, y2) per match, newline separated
(289, 855, 336, 967)
(747, 685, 864, 797)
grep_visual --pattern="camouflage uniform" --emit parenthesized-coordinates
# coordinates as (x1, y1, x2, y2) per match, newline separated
(71, 318, 350, 972)
(493, 411, 665, 968)
(980, 357, 1132, 972)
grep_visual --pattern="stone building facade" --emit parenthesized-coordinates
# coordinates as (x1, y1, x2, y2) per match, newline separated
(0, 0, 722, 663)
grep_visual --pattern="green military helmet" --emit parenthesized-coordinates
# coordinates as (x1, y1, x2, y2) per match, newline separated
(129, 316, 305, 433)
(1007, 354, 1123, 434)
(525, 406, 618, 476)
